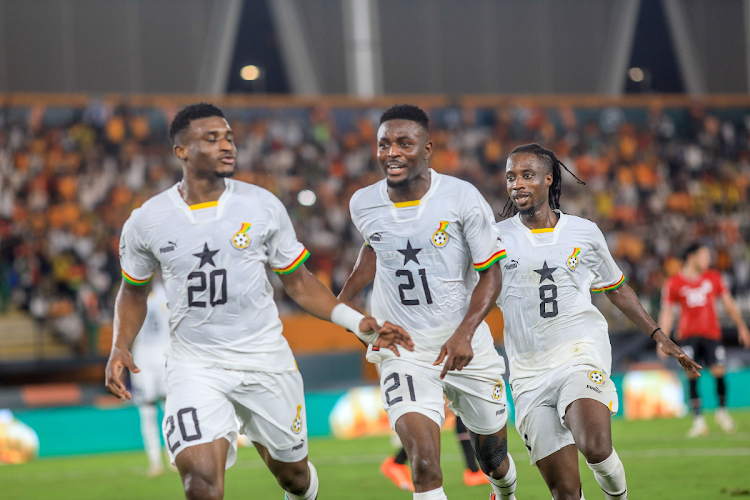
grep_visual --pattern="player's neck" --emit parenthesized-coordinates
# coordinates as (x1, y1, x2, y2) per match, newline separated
(387, 169, 431, 203)
(682, 265, 703, 279)
(178, 174, 226, 206)
(519, 204, 558, 230)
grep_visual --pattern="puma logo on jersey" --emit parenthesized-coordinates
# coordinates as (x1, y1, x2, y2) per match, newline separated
(505, 259, 519, 270)
(370, 232, 382, 242)
(160, 241, 178, 254)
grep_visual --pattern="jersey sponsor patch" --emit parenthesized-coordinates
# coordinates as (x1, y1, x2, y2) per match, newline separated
(588, 370, 604, 385)
(492, 382, 503, 400)
(231, 222, 252, 250)
(431, 221, 450, 248)
(567, 247, 580, 271)
(292, 405, 303, 434)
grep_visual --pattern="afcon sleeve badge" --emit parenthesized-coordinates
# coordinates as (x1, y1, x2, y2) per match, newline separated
(231, 222, 252, 249)
(492, 382, 503, 400)
(567, 247, 581, 271)
(292, 405, 303, 434)
(431, 221, 450, 248)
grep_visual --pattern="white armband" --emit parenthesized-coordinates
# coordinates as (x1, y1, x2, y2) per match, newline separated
(331, 303, 380, 344)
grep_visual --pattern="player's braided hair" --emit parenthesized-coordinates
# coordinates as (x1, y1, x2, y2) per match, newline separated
(169, 102, 225, 144)
(501, 143, 584, 218)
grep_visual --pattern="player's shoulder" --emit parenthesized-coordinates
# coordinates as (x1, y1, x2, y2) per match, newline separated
(563, 213, 600, 232)
(229, 179, 285, 210)
(494, 215, 518, 233)
(705, 269, 724, 282)
(350, 180, 386, 212)
(435, 172, 482, 198)
(124, 187, 176, 229)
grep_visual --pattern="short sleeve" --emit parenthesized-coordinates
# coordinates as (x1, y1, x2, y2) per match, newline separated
(267, 197, 309, 275)
(120, 210, 158, 286)
(589, 224, 625, 293)
(348, 190, 370, 246)
(661, 278, 678, 305)
(462, 187, 506, 272)
(713, 271, 728, 296)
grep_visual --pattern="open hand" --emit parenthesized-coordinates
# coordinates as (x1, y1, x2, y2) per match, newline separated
(434, 331, 474, 379)
(738, 325, 750, 348)
(359, 317, 414, 356)
(658, 338, 701, 377)
(105, 346, 140, 401)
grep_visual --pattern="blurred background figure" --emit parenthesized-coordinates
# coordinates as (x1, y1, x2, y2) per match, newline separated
(129, 278, 170, 476)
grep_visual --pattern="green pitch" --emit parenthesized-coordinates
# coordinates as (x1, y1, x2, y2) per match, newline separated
(2, 412, 749, 500)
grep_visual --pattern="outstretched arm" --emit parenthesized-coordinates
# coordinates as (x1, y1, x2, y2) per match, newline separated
(606, 282, 701, 376)
(721, 291, 750, 347)
(435, 263, 502, 379)
(279, 263, 413, 354)
(656, 301, 677, 360)
(105, 280, 149, 400)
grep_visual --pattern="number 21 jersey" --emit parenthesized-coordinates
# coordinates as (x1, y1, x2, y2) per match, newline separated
(119, 179, 308, 373)
(350, 171, 506, 365)
(495, 212, 624, 387)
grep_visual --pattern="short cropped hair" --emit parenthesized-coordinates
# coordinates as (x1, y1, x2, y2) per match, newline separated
(682, 243, 705, 260)
(379, 104, 429, 131)
(169, 103, 225, 144)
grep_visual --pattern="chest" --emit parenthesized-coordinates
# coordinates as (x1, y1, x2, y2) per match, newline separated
(677, 279, 716, 308)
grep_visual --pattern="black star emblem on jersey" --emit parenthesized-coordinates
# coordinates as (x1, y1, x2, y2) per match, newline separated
(193, 243, 219, 268)
(534, 260, 557, 283)
(397, 240, 422, 265)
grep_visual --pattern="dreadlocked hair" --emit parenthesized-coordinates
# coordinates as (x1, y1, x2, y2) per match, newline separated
(501, 143, 585, 218)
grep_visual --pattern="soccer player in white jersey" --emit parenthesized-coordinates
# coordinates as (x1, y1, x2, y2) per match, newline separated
(339, 104, 518, 500)
(496, 143, 702, 500)
(130, 278, 170, 476)
(104, 103, 413, 500)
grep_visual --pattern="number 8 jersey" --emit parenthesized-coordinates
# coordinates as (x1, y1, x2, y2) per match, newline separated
(495, 212, 624, 388)
(350, 171, 506, 365)
(119, 179, 308, 373)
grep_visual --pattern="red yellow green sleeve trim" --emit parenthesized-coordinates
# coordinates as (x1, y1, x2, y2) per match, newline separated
(591, 275, 625, 293)
(474, 250, 507, 271)
(122, 270, 154, 286)
(273, 249, 310, 275)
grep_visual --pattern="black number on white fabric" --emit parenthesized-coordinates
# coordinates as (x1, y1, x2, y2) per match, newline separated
(539, 284, 558, 318)
(177, 407, 202, 442)
(164, 415, 181, 452)
(406, 374, 416, 402)
(396, 269, 432, 306)
(188, 270, 227, 308)
(384, 373, 403, 406)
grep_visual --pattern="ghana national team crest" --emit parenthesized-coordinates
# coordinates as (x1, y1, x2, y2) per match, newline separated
(567, 247, 581, 271)
(231, 222, 252, 249)
(431, 221, 450, 248)
(492, 382, 503, 400)
(588, 370, 604, 385)
(292, 405, 303, 434)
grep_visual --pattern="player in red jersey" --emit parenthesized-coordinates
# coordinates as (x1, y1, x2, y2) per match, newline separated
(659, 243, 750, 437)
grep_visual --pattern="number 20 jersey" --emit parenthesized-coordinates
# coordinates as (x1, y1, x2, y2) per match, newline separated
(119, 179, 308, 373)
(350, 171, 507, 365)
(495, 212, 624, 388)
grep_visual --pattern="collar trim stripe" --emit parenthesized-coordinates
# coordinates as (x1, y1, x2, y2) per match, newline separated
(190, 201, 219, 210)
(273, 249, 310, 275)
(474, 250, 507, 271)
(530, 227, 554, 233)
(393, 200, 421, 208)
(122, 270, 154, 286)
(591, 275, 625, 293)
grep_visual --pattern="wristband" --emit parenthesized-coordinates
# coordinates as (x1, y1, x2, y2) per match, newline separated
(651, 327, 662, 339)
(331, 303, 378, 344)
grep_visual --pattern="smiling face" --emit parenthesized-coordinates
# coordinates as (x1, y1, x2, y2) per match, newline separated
(376, 119, 432, 189)
(505, 152, 553, 216)
(173, 116, 236, 179)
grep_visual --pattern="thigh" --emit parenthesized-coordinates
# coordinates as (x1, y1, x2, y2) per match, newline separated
(233, 370, 308, 464)
(442, 358, 508, 435)
(557, 366, 618, 425)
(517, 405, 575, 465)
(703, 338, 726, 368)
(681, 337, 704, 366)
(379, 359, 446, 430)
(164, 366, 239, 468)
(175, 438, 230, 494)
(536, 444, 582, 498)
(564, 398, 613, 463)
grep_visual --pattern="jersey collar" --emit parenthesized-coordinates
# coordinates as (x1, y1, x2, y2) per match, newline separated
(379, 169, 442, 222)
(512, 210, 568, 246)
(167, 178, 233, 224)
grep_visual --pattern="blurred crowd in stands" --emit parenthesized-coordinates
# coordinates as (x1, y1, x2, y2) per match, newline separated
(1, 100, 749, 353)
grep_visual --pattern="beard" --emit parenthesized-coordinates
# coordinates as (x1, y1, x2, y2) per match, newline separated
(214, 169, 235, 179)
(386, 176, 410, 189)
(517, 204, 535, 216)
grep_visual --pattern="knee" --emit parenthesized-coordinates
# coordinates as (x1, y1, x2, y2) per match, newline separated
(580, 435, 612, 465)
(550, 482, 582, 500)
(275, 464, 310, 496)
(410, 454, 442, 487)
(183, 473, 223, 500)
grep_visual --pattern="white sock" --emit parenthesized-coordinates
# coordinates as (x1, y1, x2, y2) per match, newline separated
(587, 449, 627, 499)
(413, 487, 448, 499)
(285, 461, 319, 500)
(138, 404, 161, 469)
(487, 453, 517, 500)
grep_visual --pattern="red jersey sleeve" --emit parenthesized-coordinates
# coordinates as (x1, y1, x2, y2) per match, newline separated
(662, 277, 679, 306)
(711, 270, 728, 296)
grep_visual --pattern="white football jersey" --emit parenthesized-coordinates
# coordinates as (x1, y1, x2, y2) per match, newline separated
(350, 170, 506, 365)
(131, 281, 170, 368)
(120, 179, 308, 373)
(495, 211, 624, 389)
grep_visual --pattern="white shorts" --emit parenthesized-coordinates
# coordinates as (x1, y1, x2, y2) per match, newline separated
(379, 355, 508, 436)
(131, 361, 167, 405)
(514, 363, 618, 465)
(163, 365, 308, 468)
